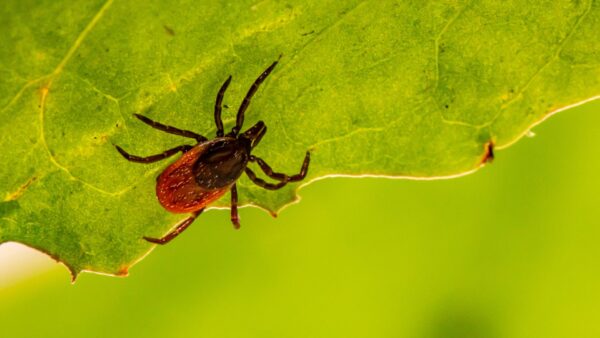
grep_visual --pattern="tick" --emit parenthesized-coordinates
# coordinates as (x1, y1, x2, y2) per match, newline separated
(114, 61, 310, 244)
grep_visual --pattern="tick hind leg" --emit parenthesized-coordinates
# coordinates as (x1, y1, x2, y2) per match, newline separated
(230, 184, 241, 229)
(231, 60, 279, 135)
(144, 209, 204, 245)
(115, 144, 192, 163)
(134, 113, 207, 142)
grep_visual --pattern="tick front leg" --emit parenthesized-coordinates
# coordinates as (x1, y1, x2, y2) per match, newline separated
(115, 144, 193, 163)
(230, 184, 241, 229)
(144, 209, 204, 245)
(134, 114, 207, 142)
(214, 76, 232, 137)
(231, 60, 279, 135)
(249, 152, 310, 182)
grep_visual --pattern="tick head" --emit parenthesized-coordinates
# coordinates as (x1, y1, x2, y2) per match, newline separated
(241, 121, 266, 149)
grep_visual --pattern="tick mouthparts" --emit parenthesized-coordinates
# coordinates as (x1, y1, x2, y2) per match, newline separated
(243, 120, 266, 142)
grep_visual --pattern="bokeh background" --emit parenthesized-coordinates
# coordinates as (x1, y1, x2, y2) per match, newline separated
(0, 99, 599, 337)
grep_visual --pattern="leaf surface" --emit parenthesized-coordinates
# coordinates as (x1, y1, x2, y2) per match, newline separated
(1, 0, 598, 277)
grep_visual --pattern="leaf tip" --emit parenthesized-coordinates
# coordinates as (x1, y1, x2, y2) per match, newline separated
(69, 269, 80, 284)
(481, 141, 495, 165)
(117, 265, 130, 277)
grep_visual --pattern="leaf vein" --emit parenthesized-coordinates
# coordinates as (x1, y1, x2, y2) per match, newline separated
(35, 0, 116, 196)
(51, 0, 114, 78)
(433, 0, 473, 91)
(491, 0, 594, 124)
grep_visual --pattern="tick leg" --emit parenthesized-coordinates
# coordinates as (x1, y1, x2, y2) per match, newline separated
(245, 167, 287, 190)
(230, 184, 241, 229)
(134, 113, 207, 142)
(144, 209, 204, 245)
(214, 76, 232, 137)
(249, 152, 310, 182)
(115, 144, 192, 163)
(231, 60, 279, 135)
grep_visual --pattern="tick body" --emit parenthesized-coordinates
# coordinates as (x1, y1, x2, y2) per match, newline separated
(115, 61, 310, 245)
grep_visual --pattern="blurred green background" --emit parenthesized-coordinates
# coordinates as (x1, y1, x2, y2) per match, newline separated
(1, 99, 599, 338)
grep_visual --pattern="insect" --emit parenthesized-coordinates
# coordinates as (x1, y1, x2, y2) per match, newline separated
(115, 60, 310, 245)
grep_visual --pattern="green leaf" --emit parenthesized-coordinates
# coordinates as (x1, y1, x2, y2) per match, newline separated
(1, 0, 598, 278)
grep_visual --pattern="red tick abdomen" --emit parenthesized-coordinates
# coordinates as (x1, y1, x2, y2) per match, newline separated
(156, 143, 229, 213)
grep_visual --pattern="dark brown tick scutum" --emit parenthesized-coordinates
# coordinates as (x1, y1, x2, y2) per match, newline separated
(114, 60, 311, 244)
